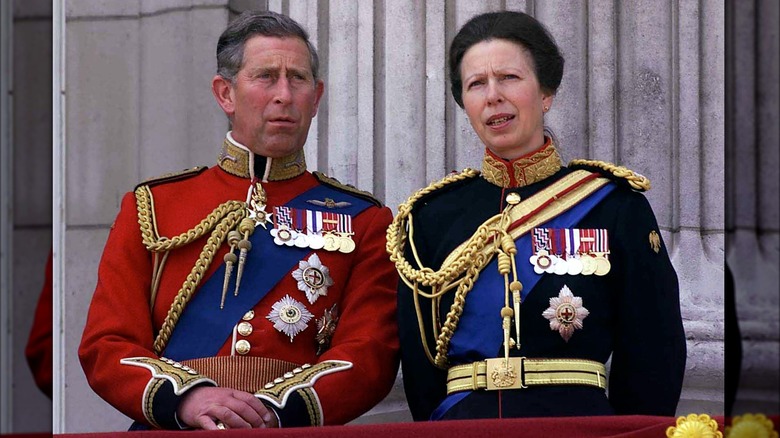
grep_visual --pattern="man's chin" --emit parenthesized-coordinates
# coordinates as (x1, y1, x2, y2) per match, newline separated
(247, 139, 304, 158)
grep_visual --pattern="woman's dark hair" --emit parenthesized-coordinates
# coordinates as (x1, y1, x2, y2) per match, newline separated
(448, 11, 564, 108)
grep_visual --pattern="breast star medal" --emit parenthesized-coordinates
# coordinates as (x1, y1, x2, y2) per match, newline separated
(267, 295, 314, 342)
(291, 253, 334, 304)
(315, 304, 339, 356)
(541, 285, 589, 342)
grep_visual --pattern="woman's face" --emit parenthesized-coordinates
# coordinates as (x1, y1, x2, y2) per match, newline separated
(460, 39, 553, 160)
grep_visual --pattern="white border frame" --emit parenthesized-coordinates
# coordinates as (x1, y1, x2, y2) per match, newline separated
(0, 0, 15, 433)
(52, 0, 66, 433)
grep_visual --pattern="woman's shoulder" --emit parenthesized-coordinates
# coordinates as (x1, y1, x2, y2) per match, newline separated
(402, 168, 483, 211)
(567, 159, 651, 193)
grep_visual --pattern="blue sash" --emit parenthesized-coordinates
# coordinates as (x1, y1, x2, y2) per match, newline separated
(431, 182, 615, 420)
(163, 184, 373, 361)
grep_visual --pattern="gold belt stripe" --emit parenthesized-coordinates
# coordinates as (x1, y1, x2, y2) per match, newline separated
(446, 358, 607, 395)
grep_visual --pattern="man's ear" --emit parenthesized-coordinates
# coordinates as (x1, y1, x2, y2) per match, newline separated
(310, 79, 325, 117)
(212, 75, 235, 117)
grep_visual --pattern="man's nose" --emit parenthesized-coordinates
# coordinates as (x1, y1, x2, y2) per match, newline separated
(273, 78, 293, 104)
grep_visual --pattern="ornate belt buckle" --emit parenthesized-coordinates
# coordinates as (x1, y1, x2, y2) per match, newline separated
(485, 357, 525, 390)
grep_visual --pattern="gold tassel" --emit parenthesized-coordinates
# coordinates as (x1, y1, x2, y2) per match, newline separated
(220, 230, 241, 309)
(233, 218, 256, 297)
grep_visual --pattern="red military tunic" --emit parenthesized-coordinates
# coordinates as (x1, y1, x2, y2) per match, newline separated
(26, 250, 53, 398)
(79, 136, 399, 428)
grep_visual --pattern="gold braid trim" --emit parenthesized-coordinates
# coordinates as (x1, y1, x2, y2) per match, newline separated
(135, 184, 248, 354)
(152, 208, 245, 354)
(568, 159, 651, 191)
(387, 169, 611, 368)
(386, 169, 481, 287)
(387, 169, 490, 368)
(135, 185, 246, 253)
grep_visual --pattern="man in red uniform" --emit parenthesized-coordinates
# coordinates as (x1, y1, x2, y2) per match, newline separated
(79, 10, 399, 430)
(26, 250, 53, 399)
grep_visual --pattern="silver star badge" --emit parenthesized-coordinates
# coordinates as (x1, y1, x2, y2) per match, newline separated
(291, 253, 334, 304)
(266, 295, 314, 342)
(541, 284, 589, 342)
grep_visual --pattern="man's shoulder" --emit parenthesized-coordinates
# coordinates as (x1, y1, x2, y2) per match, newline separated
(312, 171, 383, 207)
(134, 166, 210, 191)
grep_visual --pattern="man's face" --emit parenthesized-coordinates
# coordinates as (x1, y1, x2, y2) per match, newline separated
(220, 35, 324, 157)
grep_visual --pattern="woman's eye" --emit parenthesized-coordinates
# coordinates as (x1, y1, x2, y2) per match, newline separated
(468, 80, 484, 89)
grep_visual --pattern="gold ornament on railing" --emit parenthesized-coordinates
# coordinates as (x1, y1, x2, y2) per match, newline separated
(725, 413, 778, 438)
(666, 414, 723, 438)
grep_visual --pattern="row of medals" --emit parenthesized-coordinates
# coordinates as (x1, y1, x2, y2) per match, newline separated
(532, 249, 611, 276)
(274, 227, 356, 254)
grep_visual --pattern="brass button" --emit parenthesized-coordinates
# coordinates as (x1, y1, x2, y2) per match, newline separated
(505, 192, 521, 205)
(235, 339, 251, 355)
(237, 321, 253, 336)
(242, 310, 255, 321)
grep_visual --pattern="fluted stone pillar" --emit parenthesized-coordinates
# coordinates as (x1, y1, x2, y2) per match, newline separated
(726, 0, 780, 415)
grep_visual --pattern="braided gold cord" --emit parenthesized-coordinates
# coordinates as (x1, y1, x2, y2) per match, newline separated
(386, 168, 482, 287)
(568, 159, 651, 191)
(434, 250, 489, 367)
(135, 185, 246, 252)
(153, 209, 245, 354)
(387, 168, 516, 368)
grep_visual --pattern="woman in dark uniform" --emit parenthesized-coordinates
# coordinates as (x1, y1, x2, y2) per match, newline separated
(387, 11, 686, 421)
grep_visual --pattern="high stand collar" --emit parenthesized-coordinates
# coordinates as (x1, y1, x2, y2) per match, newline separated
(480, 137, 562, 188)
(217, 132, 307, 182)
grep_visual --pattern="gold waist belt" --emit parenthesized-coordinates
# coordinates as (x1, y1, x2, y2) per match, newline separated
(182, 356, 300, 393)
(446, 357, 607, 395)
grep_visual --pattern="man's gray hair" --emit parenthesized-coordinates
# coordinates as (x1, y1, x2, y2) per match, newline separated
(216, 10, 320, 82)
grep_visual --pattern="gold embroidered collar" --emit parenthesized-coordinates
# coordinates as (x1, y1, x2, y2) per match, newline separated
(481, 138, 562, 188)
(217, 134, 306, 181)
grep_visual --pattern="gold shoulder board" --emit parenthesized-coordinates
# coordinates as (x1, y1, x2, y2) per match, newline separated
(568, 159, 650, 192)
(135, 166, 208, 190)
(313, 171, 383, 207)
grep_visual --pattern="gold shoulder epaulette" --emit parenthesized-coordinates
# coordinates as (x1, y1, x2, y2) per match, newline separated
(568, 159, 650, 192)
(135, 166, 208, 190)
(313, 171, 383, 207)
